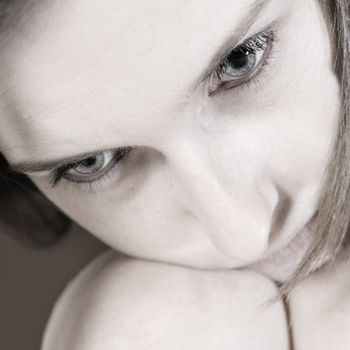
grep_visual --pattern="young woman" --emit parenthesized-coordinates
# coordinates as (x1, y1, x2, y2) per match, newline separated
(0, 0, 349, 348)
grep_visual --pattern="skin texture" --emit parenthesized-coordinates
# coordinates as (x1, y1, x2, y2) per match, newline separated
(41, 250, 289, 350)
(0, 0, 340, 281)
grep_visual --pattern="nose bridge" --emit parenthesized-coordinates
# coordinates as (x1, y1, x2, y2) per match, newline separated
(165, 139, 272, 263)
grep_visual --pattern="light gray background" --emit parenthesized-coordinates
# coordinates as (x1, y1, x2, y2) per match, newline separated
(0, 223, 107, 350)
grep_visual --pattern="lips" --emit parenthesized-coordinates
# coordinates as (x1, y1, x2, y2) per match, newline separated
(247, 214, 318, 281)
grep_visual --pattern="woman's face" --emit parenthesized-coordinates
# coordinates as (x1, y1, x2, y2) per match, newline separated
(0, 0, 340, 280)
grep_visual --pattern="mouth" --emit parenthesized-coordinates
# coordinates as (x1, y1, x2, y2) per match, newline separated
(247, 214, 318, 280)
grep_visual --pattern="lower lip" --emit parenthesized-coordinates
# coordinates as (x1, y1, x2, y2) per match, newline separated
(248, 215, 318, 276)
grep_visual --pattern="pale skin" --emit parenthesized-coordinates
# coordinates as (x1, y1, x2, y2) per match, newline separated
(0, 0, 347, 348)
(40, 248, 350, 350)
(42, 250, 290, 350)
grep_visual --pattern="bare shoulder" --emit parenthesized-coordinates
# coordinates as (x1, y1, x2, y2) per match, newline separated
(42, 252, 289, 350)
(41, 249, 118, 350)
(290, 253, 350, 350)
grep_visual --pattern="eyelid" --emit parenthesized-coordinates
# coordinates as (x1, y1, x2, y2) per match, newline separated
(51, 146, 135, 187)
(58, 150, 115, 184)
(208, 31, 274, 96)
(198, 28, 267, 85)
(22, 148, 120, 176)
(53, 161, 123, 194)
(205, 28, 278, 96)
(26, 169, 52, 177)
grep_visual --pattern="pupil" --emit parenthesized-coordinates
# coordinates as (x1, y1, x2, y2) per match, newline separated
(80, 157, 97, 167)
(228, 50, 249, 69)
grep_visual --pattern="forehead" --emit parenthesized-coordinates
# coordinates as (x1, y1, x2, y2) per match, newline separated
(0, 0, 281, 161)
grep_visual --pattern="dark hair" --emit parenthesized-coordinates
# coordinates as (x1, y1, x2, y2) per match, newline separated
(0, 154, 70, 247)
(0, 0, 349, 294)
(0, 0, 72, 247)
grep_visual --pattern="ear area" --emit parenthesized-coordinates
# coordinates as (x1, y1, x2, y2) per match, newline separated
(0, 153, 70, 247)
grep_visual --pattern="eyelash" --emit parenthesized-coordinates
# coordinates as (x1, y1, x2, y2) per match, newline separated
(50, 29, 278, 192)
(209, 29, 277, 95)
(51, 146, 134, 191)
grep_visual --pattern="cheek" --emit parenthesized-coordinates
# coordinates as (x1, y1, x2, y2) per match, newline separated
(270, 0, 340, 188)
(31, 167, 200, 257)
(207, 82, 340, 235)
(198, 67, 339, 200)
(265, 39, 340, 192)
(268, 107, 338, 191)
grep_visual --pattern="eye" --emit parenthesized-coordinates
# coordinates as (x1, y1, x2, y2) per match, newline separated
(208, 31, 274, 96)
(53, 147, 134, 185)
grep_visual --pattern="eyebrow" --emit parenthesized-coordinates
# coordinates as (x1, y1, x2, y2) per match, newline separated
(193, 0, 271, 88)
(8, 0, 270, 175)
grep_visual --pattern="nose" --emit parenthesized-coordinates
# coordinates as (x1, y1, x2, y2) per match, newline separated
(164, 139, 276, 265)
